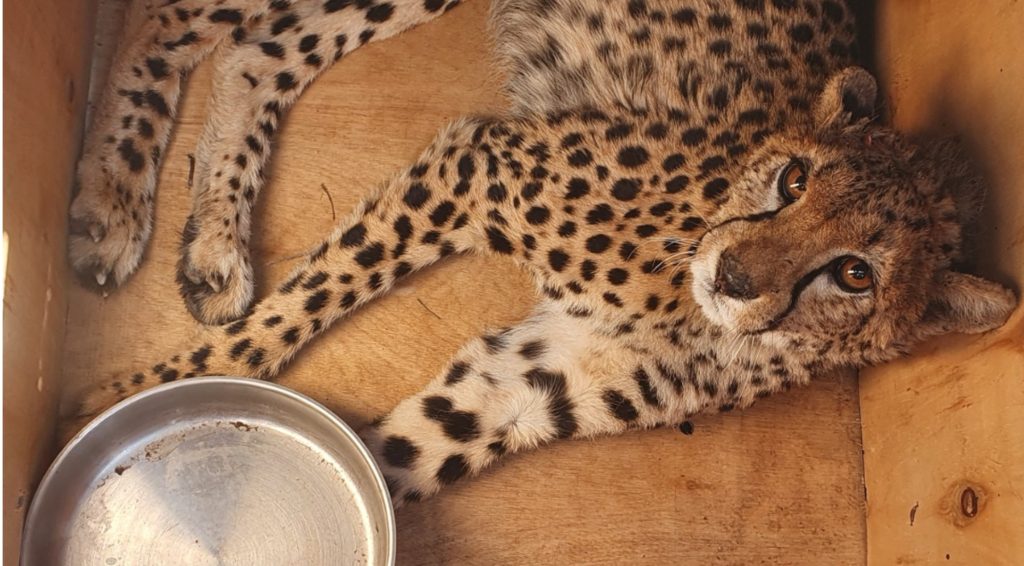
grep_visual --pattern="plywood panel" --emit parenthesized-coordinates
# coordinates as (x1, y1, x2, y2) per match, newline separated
(861, 2, 1024, 564)
(59, 1, 866, 562)
(2, 1, 97, 563)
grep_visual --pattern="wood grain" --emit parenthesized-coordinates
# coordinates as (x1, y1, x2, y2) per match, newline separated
(57, 1, 866, 563)
(2, 1, 98, 564)
(861, 2, 1024, 565)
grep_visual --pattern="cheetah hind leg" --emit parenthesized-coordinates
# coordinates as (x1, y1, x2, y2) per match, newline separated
(360, 302, 665, 506)
(178, 0, 469, 323)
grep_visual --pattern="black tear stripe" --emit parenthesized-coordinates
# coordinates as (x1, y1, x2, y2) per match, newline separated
(763, 263, 832, 331)
(693, 207, 785, 253)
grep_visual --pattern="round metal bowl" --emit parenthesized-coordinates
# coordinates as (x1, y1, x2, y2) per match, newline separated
(21, 377, 395, 565)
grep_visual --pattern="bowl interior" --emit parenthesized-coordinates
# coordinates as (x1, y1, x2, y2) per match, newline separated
(22, 377, 395, 565)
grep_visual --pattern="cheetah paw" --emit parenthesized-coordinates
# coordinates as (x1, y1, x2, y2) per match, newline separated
(68, 165, 153, 290)
(177, 218, 254, 324)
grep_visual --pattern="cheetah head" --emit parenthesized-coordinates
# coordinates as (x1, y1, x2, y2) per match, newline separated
(689, 67, 1017, 366)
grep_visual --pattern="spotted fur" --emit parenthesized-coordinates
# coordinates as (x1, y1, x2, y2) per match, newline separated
(72, 0, 1015, 512)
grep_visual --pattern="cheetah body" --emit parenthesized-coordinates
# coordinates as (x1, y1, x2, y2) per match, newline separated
(73, 0, 1015, 510)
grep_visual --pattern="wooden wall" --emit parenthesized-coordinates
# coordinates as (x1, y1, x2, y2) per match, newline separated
(861, 2, 1024, 564)
(2, 1, 97, 564)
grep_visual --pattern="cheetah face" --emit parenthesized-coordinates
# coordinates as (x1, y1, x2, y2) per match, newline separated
(690, 68, 1016, 366)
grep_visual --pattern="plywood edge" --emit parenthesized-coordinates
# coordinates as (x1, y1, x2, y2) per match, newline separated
(2, 1, 99, 563)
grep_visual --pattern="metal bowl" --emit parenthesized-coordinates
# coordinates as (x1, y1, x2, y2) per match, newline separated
(21, 377, 395, 565)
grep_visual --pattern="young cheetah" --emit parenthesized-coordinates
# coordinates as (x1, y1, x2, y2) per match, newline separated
(72, 0, 1015, 513)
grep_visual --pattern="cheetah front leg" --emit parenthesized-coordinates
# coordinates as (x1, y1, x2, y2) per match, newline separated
(70, 116, 497, 427)
(360, 301, 677, 506)
(70, 0, 266, 288)
(178, 0, 468, 323)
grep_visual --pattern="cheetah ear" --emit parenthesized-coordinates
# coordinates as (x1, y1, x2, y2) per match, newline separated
(814, 67, 878, 130)
(920, 271, 1017, 336)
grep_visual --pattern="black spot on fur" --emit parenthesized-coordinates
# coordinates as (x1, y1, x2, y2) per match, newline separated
(436, 454, 469, 484)
(445, 362, 470, 385)
(260, 41, 285, 58)
(580, 260, 597, 281)
(271, 13, 299, 34)
(603, 389, 639, 421)
(423, 396, 480, 442)
(617, 146, 650, 167)
(607, 268, 629, 285)
(229, 338, 252, 360)
(487, 441, 507, 456)
(603, 292, 624, 307)
(383, 436, 419, 468)
(136, 118, 153, 139)
(524, 369, 578, 438)
(209, 8, 243, 24)
(299, 34, 320, 53)
(225, 319, 248, 335)
(264, 315, 283, 327)
(159, 368, 179, 383)
(567, 148, 593, 167)
(275, 72, 297, 91)
(487, 183, 507, 202)
(304, 290, 329, 313)
(789, 23, 814, 44)
(393, 216, 413, 240)
(633, 367, 662, 407)
(145, 57, 169, 79)
(665, 175, 690, 194)
(565, 178, 590, 199)
(116, 138, 145, 172)
(366, 2, 394, 22)
(486, 227, 514, 254)
(612, 178, 641, 201)
(404, 183, 430, 209)
(280, 326, 300, 345)
(586, 204, 614, 224)
(681, 127, 707, 146)
(340, 291, 357, 309)
(518, 340, 546, 360)
(702, 178, 730, 200)
(586, 234, 612, 254)
(302, 271, 329, 289)
(247, 348, 265, 367)
(430, 201, 456, 226)
(548, 249, 570, 272)
(355, 243, 385, 267)
(483, 333, 507, 353)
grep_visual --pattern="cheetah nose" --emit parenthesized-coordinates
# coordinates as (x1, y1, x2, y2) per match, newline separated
(714, 251, 759, 301)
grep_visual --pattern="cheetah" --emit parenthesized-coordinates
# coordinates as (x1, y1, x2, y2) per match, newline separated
(72, 0, 1015, 516)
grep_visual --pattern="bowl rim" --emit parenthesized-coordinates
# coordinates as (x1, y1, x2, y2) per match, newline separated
(22, 376, 397, 565)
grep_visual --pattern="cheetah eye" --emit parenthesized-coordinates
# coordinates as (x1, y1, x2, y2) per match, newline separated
(833, 256, 873, 293)
(777, 160, 809, 203)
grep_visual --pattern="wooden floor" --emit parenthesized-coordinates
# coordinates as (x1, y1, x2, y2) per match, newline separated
(61, 2, 867, 563)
